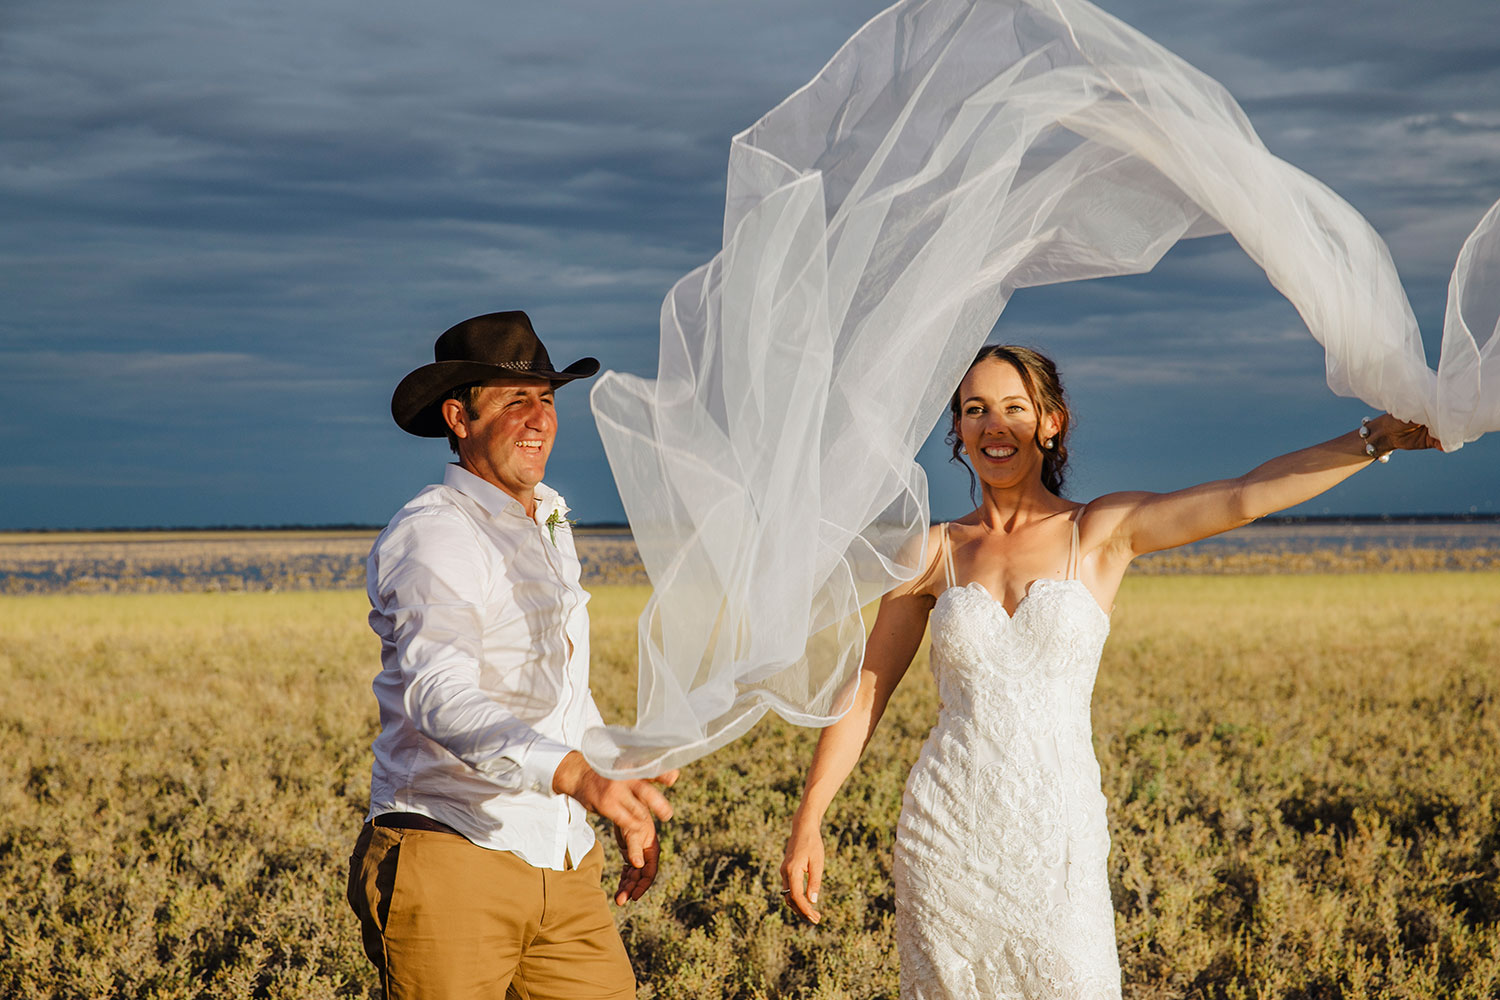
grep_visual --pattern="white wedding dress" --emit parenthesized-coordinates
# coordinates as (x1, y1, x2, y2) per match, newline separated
(893, 520, 1120, 999)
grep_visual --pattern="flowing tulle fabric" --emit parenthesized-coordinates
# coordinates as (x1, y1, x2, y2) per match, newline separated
(583, 0, 1500, 777)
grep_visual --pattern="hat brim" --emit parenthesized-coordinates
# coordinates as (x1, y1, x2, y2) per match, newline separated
(391, 356, 600, 437)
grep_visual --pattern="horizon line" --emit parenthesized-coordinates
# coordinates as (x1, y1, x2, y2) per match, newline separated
(3, 512, 1499, 534)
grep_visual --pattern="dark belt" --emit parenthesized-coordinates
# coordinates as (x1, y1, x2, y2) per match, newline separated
(372, 811, 464, 837)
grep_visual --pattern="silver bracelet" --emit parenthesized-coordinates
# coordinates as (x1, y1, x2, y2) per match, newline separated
(1359, 416, 1390, 463)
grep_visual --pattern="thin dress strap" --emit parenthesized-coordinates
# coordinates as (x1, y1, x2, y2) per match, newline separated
(1066, 511, 1081, 581)
(941, 523, 956, 590)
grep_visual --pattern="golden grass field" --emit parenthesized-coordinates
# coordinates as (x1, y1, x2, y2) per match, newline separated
(4, 573, 1499, 998)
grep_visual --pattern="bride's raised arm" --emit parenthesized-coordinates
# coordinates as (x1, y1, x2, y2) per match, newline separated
(1090, 414, 1442, 563)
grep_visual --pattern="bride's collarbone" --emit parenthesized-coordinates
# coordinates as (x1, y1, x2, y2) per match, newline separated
(942, 520, 1081, 611)
(949, 523, 1072, 572)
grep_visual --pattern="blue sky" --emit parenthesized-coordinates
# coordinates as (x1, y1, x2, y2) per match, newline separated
(3, 0, 1499, 529)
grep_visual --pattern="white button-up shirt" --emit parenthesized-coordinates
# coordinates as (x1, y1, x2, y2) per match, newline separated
(365, 463, 603, 869)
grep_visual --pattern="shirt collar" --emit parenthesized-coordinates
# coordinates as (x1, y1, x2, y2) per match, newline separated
(443, 463, 559, 522)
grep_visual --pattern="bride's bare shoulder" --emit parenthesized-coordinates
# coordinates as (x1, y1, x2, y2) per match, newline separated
(889, 522, 950, 602)
(1076, 494, 1146, 562)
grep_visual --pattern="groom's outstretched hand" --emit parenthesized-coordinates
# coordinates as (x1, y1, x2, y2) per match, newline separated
(552, 752, 679, 904)
(612, 821, 661, 905)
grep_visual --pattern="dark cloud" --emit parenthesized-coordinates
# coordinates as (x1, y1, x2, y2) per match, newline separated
(2, 0, 1498, 527)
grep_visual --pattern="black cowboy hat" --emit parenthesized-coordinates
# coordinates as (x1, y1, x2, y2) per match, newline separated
(391, 311, 600, 437)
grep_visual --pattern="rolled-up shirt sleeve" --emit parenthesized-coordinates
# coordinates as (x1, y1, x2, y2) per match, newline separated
(374, 509, 575, 791)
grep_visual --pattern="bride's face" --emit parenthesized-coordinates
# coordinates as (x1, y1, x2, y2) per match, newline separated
(954, 359, 1059, 489)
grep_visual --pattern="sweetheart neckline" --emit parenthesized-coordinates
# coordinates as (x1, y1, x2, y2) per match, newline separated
(938, 578, 1111, 624)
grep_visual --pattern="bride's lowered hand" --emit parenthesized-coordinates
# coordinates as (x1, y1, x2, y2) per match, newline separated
(778, 542, 940, 925)
(781, 812, 826, 923)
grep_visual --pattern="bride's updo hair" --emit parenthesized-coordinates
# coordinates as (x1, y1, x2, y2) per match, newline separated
(946, 345, 1072, 498)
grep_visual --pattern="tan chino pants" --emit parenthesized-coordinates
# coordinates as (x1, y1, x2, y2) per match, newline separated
(347, 823, 636, 1000)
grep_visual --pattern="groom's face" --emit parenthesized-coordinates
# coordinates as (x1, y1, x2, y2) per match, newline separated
(447, 376, 558, 508)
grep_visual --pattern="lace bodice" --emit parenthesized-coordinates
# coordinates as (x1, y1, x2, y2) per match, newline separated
(930, 578, 1108, 742)
(891, 522, 1122, 999)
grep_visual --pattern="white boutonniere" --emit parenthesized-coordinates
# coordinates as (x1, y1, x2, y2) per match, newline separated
(537, 493, 575, 547)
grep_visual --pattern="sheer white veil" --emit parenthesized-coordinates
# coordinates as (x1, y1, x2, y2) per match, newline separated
(583, 0, 1500, 776)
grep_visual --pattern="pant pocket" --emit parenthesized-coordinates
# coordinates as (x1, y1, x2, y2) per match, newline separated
(346, 823, 375, 915)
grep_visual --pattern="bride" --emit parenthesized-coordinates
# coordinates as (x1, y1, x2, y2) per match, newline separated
(779, 344, 1441, 998)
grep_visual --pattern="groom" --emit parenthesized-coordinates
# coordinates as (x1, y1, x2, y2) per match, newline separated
(347, 311, 678, 1000)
